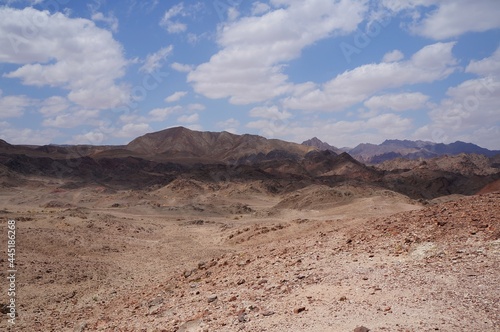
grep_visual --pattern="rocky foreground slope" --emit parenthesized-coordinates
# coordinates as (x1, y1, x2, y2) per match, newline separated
(4, 187, 497, 332)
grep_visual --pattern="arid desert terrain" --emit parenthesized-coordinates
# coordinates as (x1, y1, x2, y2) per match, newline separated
(0, 128, 499, 331)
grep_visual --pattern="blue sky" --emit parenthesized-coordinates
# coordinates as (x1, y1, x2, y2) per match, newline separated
(0, 0, 499, 149)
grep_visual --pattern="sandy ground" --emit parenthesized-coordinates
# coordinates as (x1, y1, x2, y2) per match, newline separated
(0, 178, 498, 331)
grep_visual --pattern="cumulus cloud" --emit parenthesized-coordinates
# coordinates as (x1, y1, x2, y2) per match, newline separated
(114, 123, 152, 138)
(91, 11, 119, 33)
(413, 46, 500, 149)
(382, 0, 500, 40)
(39, 96, 69, 116)
(217, 118, 240, 134)
(160, 3, 187, 33)
(466, 46, 500, 77)
(0, 7, 129, 110)
(72, 130, 106, 145)
(0, 94, 32, 118)
(382, 49, 404, 63)
(171, 62, 193, 72)
(0, 123, 60, 145)
(187, 103, 205, 111)
(149, 106, 181, 121)
(140, 45, 174, 74)
(284, 42, 457, 111)
(188, 0, 368, 104)
(165, 91, 187, 103)
(251, 2, 271, 15)
(364, 92, 429, 112)
(177, 113, 199, 123)
(42, 109, 100, 128)
(249, 105, 292, 120)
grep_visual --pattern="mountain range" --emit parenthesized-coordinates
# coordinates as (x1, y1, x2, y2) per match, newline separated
(302, 137, 500, 164)
(0, 127, 499, 199)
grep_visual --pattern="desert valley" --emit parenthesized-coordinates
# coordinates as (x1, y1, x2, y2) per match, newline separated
(0, 126, 498, 332)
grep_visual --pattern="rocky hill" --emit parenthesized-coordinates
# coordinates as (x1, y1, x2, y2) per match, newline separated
(301, 137, 344, 154)
(127, 126, 315, 163)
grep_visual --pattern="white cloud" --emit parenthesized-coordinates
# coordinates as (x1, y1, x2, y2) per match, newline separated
(188, 0, 368, 104)
(257, 113, 413, 148)
(0, 123, 60, 145)
(42, 109, 100, 128)
(160, 3, 187, 33)
(72, 130, 106, 145)
(249, 105, 292, 120)
(177, 113, 199, 123)
(140, 45, 174, 74)
(217, 118, 240, 134)
(251, 2, 271, 15)
(0, 94, 31, 118)
(284, 42, 457, 111)
(414, 76, 500, 149)
(0, 7, 128, 110)
(466, 46, 500, 77)
(227, 7, 240, 21)
(171, 62, 193, 73)
(148, 106, 181, 121)
(382, 0, 500, 40)
(364, 92, 429, 112)
(382, 49, 404, 63)
(39, 96, 69, 116)
(114, 123, 152, 138)
(165, 91, 187, 103)
(91, 11, 119, 33)
(187, 103, 205, 111)
(414, 0, 500, 40)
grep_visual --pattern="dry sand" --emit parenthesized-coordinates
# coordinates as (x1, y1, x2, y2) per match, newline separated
(0, 178, 498, 331)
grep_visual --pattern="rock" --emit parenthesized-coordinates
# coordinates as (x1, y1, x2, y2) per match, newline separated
(294, 307, 306, 314)
(237, 278, 246, 285)
(148, 296, 164, 308)
(339, 296, 347, 301)
(354, 326, 370, 332)
(74, 322, 87, 332)
(262, 310, 275, 317)
(238, 312, 247, 323)
(207, 294, 218, 303)
(183, 270, 192, 278)
(0, 303, 9, 314)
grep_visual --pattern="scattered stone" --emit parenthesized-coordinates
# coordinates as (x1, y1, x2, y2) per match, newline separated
(238, 312, 247, 323)
(262, 311, 275, 317)
(339, 296, 347, 301)
(354, 326, 370, 332)
(73, 321, 87, 332)
(207, 294, 218, 303)
(183, 270, 192, 278)
(294, 307, 306, 314)
(237, 278, 246, 285)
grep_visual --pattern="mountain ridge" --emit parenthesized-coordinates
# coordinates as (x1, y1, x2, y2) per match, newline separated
(302, 137, 500, 164)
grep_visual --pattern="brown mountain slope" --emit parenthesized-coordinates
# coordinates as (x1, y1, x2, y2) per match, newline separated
(126, 126, 315, 162)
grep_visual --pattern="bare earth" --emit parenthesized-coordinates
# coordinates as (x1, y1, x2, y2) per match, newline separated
(0, 178, 498, 332)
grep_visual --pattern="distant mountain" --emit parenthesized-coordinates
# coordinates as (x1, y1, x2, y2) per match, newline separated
(126, 126, 315, 163)
(353, 140, 500, 163)
(302, 137, 344, 154)
(303, 137, 500, 164)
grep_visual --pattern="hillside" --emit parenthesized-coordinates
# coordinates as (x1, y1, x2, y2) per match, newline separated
(127, 126, 315, 163)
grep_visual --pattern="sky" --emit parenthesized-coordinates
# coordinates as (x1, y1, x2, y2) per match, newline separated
(0, 0, 499, 149)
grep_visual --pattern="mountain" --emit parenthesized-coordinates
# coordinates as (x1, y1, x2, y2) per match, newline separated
(303, 137, 500, 164)
(301, 137, 344, 154)
(126, 126, 315, 163)
(1, 128, 498, 199)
